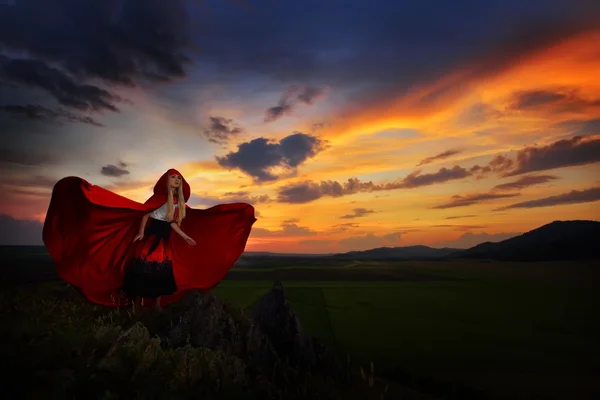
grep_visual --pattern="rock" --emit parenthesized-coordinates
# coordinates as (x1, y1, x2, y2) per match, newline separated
(167, 292, 243, 355)
(251, 281, 342, 378)
(164, 281, 342, 382)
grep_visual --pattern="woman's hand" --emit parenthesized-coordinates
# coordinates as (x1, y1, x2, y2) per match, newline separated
(132, 232, 144, 243)
(184, 235, 197, 246)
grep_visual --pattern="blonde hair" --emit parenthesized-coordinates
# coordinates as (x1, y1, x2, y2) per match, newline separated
(166, 178, 186, 226)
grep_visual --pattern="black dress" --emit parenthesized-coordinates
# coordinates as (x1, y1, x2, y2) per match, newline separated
(122, 217, 178, 298)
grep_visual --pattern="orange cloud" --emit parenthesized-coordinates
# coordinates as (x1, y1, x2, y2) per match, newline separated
(323, 29, 600, 145)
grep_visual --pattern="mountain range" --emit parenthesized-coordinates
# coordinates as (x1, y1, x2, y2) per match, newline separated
(244, 220, 600, 262)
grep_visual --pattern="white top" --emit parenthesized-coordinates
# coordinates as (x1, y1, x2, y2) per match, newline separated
(150, 201, 178, 222)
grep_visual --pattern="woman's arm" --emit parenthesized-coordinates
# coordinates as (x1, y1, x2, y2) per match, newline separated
(170, 222, 196, 245)
(139, 213, 150, 234)
(133, 213, 150, 242)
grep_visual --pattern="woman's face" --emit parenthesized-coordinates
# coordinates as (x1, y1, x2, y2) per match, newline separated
(169, 174, 181, 189)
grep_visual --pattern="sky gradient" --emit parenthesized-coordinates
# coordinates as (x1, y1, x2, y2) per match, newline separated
(1, 0, 599, 252)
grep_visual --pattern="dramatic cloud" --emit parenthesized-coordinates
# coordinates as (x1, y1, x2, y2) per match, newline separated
(327, 222, 361, 234)
(0, 174, 58, 190)
(0, 0, 195, 123)
(265, 85, 328, 122)
(469, 154, 515, 178)
(0, 104, 103, 126)
(505, 135, 600, 176)
(492, 174, 558, 191)
(510, 88, 600, 114)
(417, 149, 462, 166)
(216, 132, 329, 182)
(429, 224, 487, 230)
(188, 191, 270, 208)
(401, 166, 471, 188)
(277, 165, 473, 203)
(277, 179, 374, 204)
(101, 162, 130, 178)
(432, 192, 521, 209)
(0, 214, 43, 245)
(202, 116, 244, 145)
(0, 148, 58, 167)
(457, 102, 504, 126)
(189, 0, 599, 114)
(495, 186, 600, 210)
(340, 208, 376, 219)
(559, 118, 600, 137)
(445, 215, 476, 220)
(0, 56, 122, 113)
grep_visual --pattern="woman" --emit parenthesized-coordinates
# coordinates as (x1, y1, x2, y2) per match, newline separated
(123, 170, 196, 311)
(43, 168, 256, 310)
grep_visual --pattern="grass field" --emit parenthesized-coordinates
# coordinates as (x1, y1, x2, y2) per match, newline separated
(3, 247, 600, 399)
(212, 260, 600, 399)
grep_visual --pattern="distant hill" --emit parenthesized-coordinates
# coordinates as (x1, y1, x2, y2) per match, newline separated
(447, 220, 600, 261)
(243, 251, 330, 258)
(327, 245, 461, 260)
(3, 220, 598, 263)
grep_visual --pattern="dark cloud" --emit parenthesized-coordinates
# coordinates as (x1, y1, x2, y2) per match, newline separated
(190, 0, 599, 113)
(417, 149, 462, 166)
(552, 118, 600, 138)
(216, 132, 329, 182)
(340, 208, 376, 219)
(494, 186, 600, 210)
(0, 214, 43, 245)
(202, 116, 244, 145)
(429, 224, 487, 230)
(101, 162, 130, 178)
(277, 178, 378, 204)
(188, 191, 270, 208)
(0, 174, 58, 190)
(493, 174, 558, 191)
(510, 88, 600, 113)
(432, 192, 521, 209)
(0, 147, 58, 166)
(401, 166, 471, 188)
(277, 165, 473, 203)
(504, 135, 600, 176)
(327, 222, 361, 234)
(469, 154, 515, 178)
(445, 215, 476, 220)
(0, 0, 195, 124)
(0, 56, 121, 113)
(0, 104, 103, 126)
(311, 122, 332, 132)
(265, 85, 328, 123)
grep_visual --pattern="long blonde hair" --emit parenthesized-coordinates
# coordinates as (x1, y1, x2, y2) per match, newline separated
(166, 180, 186, 226)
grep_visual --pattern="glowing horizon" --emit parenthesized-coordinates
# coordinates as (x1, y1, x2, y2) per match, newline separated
(1, 1, 599, 251)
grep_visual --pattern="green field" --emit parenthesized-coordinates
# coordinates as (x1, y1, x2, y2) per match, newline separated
(3, 247, 600, 399)
(211, 261, 600, 399)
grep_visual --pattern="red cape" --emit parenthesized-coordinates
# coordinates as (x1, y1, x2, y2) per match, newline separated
(42, 169, 256, 307)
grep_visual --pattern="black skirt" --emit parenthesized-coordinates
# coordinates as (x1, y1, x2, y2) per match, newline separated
(122, 218, 178, 298)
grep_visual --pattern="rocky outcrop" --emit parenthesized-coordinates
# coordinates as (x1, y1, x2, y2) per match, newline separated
(164, 280, 342, 381)
(251, 281, 341, 377)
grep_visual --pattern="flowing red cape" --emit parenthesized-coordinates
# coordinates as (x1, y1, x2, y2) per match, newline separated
(42, 169, 256, 307)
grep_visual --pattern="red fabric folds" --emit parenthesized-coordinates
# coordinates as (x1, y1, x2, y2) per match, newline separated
(42, 169, 256, 307)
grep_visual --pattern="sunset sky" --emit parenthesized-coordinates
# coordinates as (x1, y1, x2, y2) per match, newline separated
(1, 0, 599, 252)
